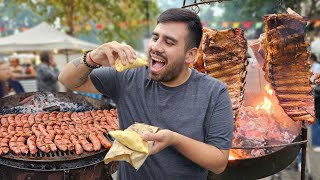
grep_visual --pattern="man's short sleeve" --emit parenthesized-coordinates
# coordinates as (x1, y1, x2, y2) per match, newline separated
(205, 85, 234, 150)
(90, 67, 120, 99)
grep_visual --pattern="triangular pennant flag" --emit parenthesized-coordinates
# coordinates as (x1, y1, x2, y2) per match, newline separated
(131, 20, 137, 27)
(74, 25, 81, 32)
(109, 24, 114, 30)
(255, 22, 263, 29)
(232, 22, 240, 28)
(85, 24, 91, 31)
(243, 21, 253, 29)
(96, 24, 103, 30)
(119, 22, 126, 28)
(210, 22, 217, 28)
(222, 22, 229, 28)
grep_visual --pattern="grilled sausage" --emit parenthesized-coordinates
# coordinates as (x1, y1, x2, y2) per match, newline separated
(9, 136, 21, 155)
(27, 135, 38, 155)
(36, 135, 50, 153)
(27, 113, 35, 126)
(1, 117, 9, 127)
(17, 136, 28, 154)
(78, 135, 93, 152)
(35, 112, 43, 124)
(97, 133, 112, 149)
(62, 134, 74, 151)
(70, 134, 84, 155)
(89, 133, 101, 151)
(0, 137, 10, 154)
(8, 115, 16, 126)
(54, 135, 68, 151)
(44, 137, 57, 152)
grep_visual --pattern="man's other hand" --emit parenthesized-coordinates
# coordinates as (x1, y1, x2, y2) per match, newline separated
(143, 129, 176, 155)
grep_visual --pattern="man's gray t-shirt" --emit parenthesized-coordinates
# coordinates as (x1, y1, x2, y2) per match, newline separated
(90, 67, 234, 180)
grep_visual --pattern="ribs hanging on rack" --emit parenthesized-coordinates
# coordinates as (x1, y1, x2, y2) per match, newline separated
(264, 11, 314, 123)
(193, 27, 211, 73)
(202, 28, 248, 118)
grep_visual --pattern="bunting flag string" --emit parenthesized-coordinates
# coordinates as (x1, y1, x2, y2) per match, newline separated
(1, 19, 320, 35)
(70, 19, 319, 33)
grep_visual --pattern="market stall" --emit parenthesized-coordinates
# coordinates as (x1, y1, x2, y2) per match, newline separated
(0, 22, 98, 92)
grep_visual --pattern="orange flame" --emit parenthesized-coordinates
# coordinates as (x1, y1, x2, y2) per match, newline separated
(255, 84, 274, 114)
(228, 149, 242, 160)
(265, 84, 273, 95)
(229, 155, 236, 160)
(255, 97, 272, 114)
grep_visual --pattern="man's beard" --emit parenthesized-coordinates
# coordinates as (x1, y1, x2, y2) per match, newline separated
(149, 57, 185, 82)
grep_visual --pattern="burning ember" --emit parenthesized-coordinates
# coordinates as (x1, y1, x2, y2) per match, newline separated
(229, 60, 300, 160)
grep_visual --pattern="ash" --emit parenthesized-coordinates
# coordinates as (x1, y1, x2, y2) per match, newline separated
(0, 93, 94, 114)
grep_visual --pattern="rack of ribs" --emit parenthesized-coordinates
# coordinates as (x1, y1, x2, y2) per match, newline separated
(200, 28, 248, 118)
(263, 11, 314, 123)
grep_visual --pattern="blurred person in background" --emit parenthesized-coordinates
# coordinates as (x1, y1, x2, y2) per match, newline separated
(295, 53, 320, 175)
(310, 53, 320, 152)
(0, 60, 24, 97)
(36, 51, 60, 92)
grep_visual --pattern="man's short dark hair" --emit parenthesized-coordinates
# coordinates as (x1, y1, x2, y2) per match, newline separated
(40, 51, 51, 63)
(157, 8, 203, 50)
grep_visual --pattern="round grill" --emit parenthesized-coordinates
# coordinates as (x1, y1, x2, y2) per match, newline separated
(0, 92, 116, 172)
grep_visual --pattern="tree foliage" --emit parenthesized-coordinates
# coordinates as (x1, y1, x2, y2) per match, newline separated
(210, 0, 319, 22)
(241, 0, 319, 19)
(8, 0, 159, 50)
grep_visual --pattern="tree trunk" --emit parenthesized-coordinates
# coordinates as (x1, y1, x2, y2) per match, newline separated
(66, 0, 74, 35)
(308, 0, 317, 18)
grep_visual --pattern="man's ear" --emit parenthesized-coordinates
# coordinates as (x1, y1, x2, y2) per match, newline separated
(185, 47, 198, 64)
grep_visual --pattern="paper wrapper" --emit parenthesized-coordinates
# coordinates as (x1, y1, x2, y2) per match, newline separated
(115, 58, 147, 72)
(104, 123, 159, 170)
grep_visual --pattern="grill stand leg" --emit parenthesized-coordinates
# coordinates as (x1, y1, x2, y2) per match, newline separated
(301, 123, 307, 180)
(64, 169, 70, 180)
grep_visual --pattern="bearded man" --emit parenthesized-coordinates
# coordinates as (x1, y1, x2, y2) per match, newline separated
(59, 8, 234, 180)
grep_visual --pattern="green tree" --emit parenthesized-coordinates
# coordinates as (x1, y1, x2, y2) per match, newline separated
(242, 0, 319, 19)
(8, 0, 159, 50)
(0, 2, 42, 36)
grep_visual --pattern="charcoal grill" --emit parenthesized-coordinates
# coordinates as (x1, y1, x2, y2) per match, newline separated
(208, 127, 306, 180)
(0, 92, 118, 180)
(181, 1, 309, 178)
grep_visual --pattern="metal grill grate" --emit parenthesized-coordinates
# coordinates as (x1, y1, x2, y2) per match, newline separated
(1, 134, 113, 162)
(0, 147, 109, 171)
(2, 148, 107, 162)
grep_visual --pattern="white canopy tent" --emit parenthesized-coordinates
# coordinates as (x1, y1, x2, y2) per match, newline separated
(0, 22, 99, 92)
(0, 22, 98, 62)
(0, 22, 98, 52)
